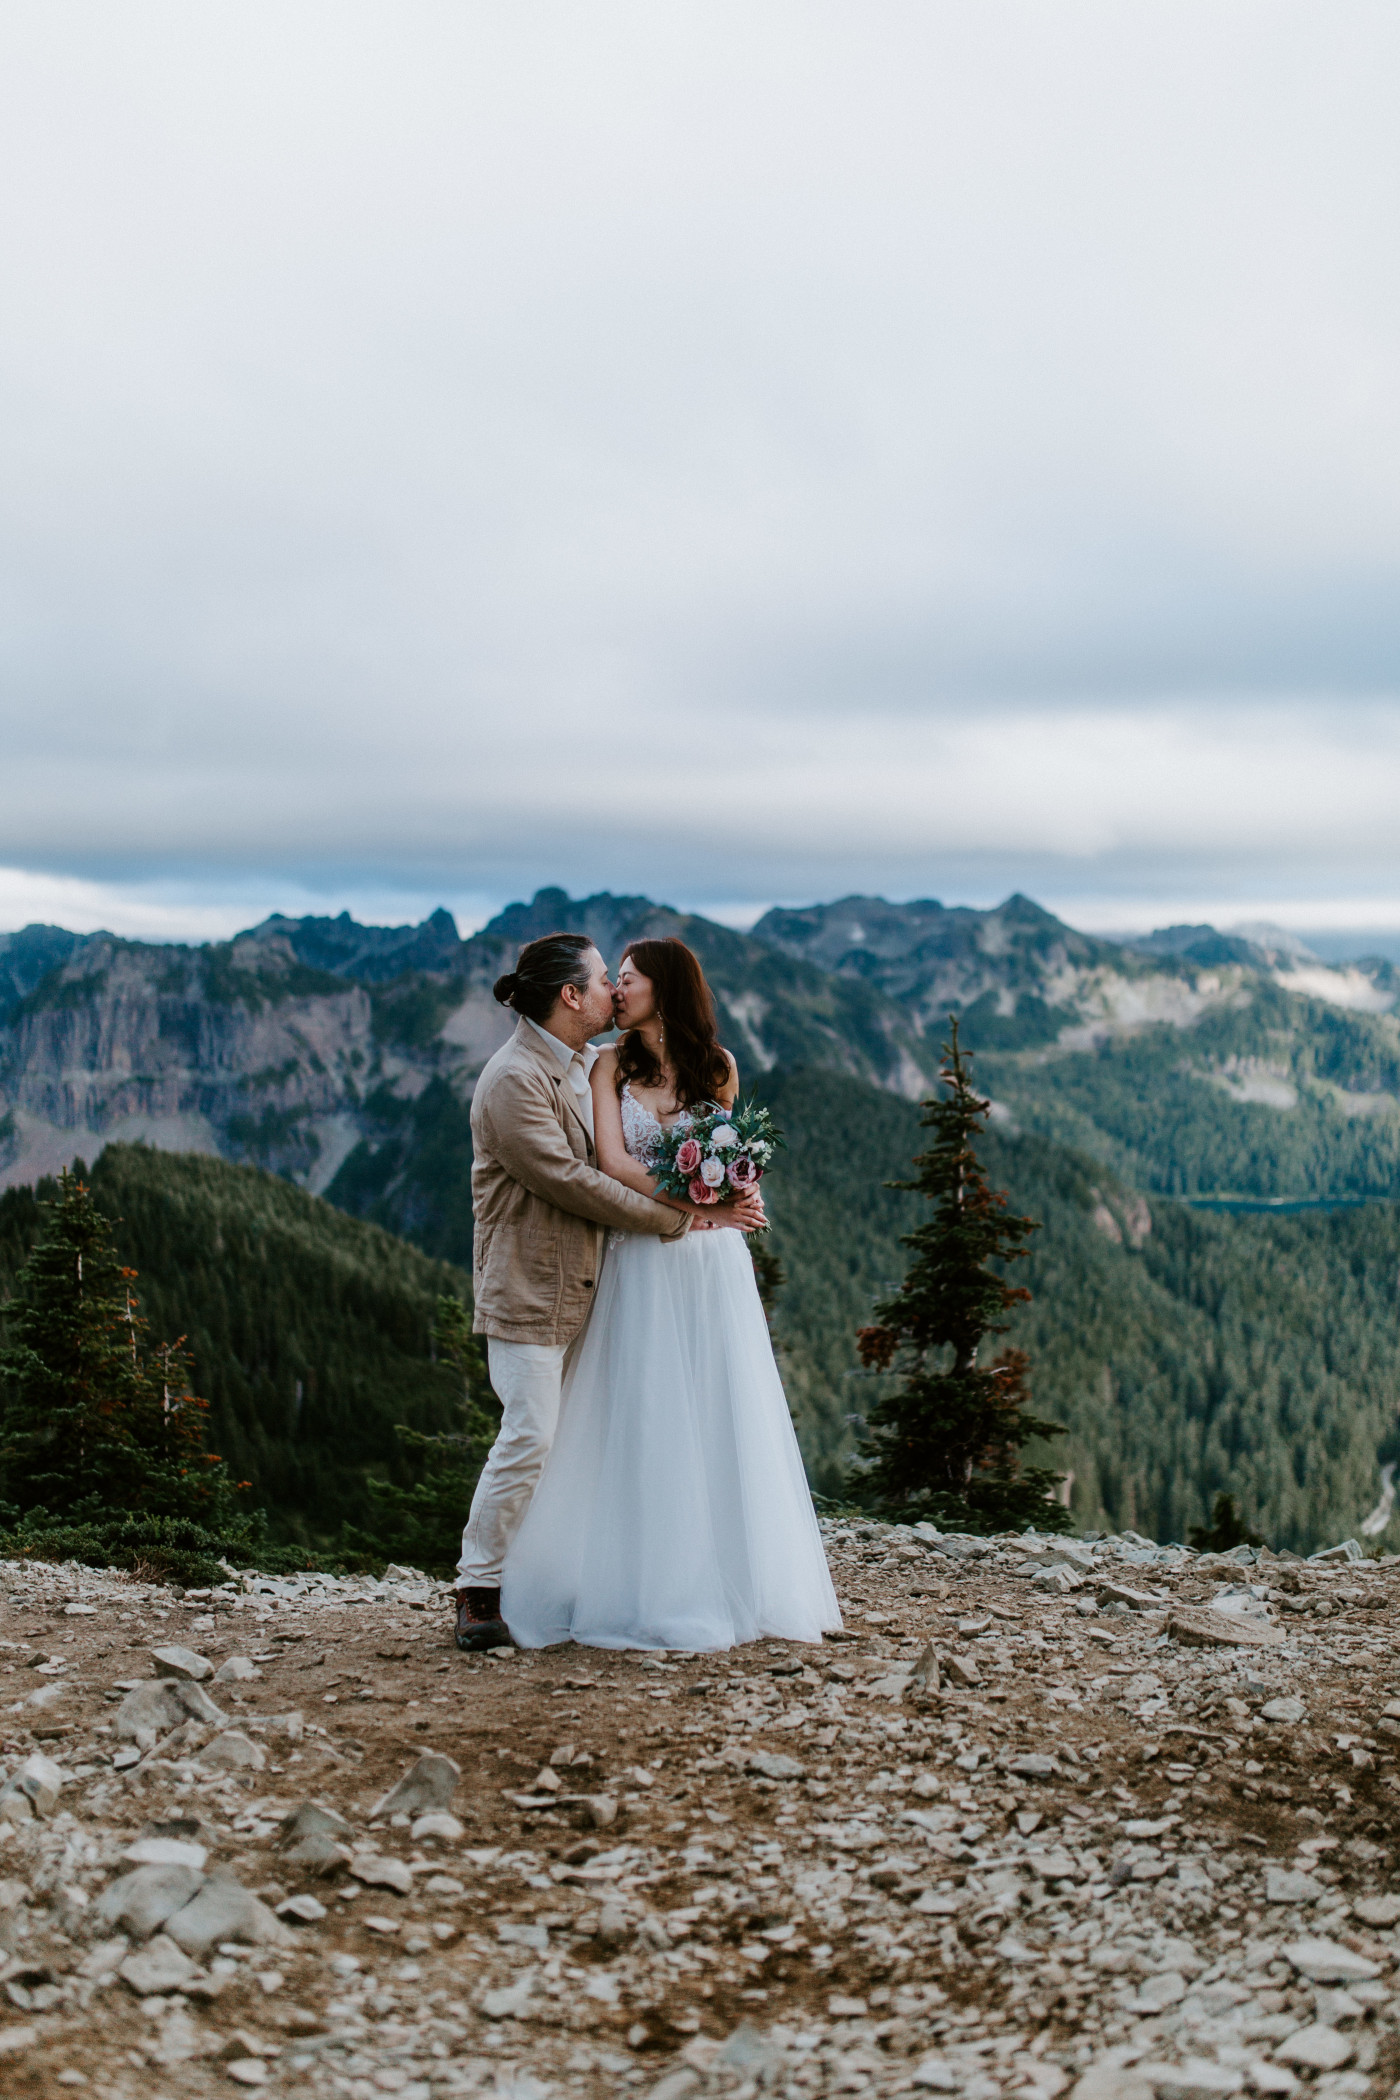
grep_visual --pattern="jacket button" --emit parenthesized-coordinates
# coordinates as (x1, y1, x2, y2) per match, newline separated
(582, 1279, 593, 1289)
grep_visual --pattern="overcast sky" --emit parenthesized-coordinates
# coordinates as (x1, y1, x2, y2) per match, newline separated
(4, 2, 1400, 943)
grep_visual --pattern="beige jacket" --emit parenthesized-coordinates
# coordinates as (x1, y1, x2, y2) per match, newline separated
(470, 1019, 689, 1343)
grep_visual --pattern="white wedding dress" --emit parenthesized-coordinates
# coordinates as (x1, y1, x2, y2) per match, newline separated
(499, 1086, 843, 1651)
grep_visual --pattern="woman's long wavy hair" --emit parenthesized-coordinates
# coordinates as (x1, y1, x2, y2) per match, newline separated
(614, 937, 730, 1110)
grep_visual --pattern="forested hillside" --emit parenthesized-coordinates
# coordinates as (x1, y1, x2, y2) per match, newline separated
(977, 990, 1400, 1201)
(2, 1087, 1396, 1555)
(754, 1069, 1400, 1553)
(0, 1145, 471, 1547)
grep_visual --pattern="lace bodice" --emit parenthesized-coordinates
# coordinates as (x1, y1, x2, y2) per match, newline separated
(620, 1083, 690, 1171)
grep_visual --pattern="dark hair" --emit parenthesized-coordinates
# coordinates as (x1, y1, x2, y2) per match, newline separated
(615, 937, 730, 1109)
(493, 932, 596, 1024)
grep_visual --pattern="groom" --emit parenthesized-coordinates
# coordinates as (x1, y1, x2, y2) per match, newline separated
(452, 930, 694, 1652)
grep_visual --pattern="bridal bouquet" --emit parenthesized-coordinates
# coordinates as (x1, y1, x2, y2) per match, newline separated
(649, 1099, 779, 1213)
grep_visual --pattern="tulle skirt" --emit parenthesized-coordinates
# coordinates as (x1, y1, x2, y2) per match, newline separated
(500, 1228, 842, 1652)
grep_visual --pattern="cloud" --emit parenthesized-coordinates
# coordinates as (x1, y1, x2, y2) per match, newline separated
(3, 2, 1400, 915)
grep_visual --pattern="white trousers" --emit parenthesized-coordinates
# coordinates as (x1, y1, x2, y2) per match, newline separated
(454, 1338, 571, 1588)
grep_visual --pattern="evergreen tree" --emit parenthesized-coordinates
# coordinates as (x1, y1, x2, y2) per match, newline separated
(750, 1240, 785, 1328)
(0, 1169, 239, 1526)
(1188, 1491, 1265, 1553)
(342, 1295, 501, 1574)
(851, 1019, 1069, 1532)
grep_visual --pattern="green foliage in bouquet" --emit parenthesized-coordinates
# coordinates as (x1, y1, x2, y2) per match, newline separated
(647, 1097, 780, 1214)
(850, 1019, 1070, 1533)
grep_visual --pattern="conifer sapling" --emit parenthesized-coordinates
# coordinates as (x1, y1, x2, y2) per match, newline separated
(852, 1017, 1069, 1532)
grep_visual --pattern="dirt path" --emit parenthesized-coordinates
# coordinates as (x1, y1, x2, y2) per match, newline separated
(3, 1523, 1400, 2100)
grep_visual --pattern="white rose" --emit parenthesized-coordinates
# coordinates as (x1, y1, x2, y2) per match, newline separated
(699, 1157, 726, 1187)
(711, 1124, 739, 1150)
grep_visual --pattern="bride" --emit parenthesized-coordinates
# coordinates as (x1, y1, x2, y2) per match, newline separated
(500, 936, 842, 1652)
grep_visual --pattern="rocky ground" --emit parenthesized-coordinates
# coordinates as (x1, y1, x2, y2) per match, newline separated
(4, 1522, 1400, 2100)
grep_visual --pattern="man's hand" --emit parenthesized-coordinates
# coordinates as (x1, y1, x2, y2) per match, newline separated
(671, 1191, 767, 1232)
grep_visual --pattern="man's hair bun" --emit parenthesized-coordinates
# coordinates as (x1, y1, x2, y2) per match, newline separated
(493, 933, 595, 1022)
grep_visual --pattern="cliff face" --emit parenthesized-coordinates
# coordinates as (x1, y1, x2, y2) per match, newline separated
(0, 931, 390, 1192)
(0, 891, 941, 1201)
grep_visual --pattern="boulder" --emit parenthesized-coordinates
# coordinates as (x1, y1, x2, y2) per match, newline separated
(276, 1893, 327, 1923)
(1282, 1935, 1381, 1983)
(122, 1837, 207, 1871)
(151, 1645, 213, 1682)
(1097, 1581, 1168, 1611)
(744, 1752, 805, 1781)
(1166, 1608, 1282, 1650)
(1135, 2061, 1243, 2100)
(197, 1730, 265, 1772)
(277, 1800, 352, 1871)
(96, 1863, 205, 1939)
(348, 1853, 414, 1895)
(411, 1812, 464, 1841)
(1264, 1868, 1323, 1905)
(943, 1653, 981, 1687)
(113, 1681, 186, 1752)
(1027, 1849, 1080, 1882)
(79, 1938, 129, 1980)
(118, 1932, 196, 1995)
(163, 1870, 293, 1957)
(0, 1752, 63, 1820)
(280, 1801, 353, 1847)
(213, 1656, 261, 1683)
(1275, 2025, 1354, 2071)
(370, 1751, 461, 1819)
(22, 1682, 68, 1712)
(909, 1641, 941, 1696)
(173, 1680, 227, 1726)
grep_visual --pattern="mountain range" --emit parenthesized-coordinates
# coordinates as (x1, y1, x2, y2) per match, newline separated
(3, 885, 1399, 1214)
(6, 884, 1400, 1548)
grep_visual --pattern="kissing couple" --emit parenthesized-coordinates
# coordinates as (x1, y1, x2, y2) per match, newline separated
(451, 929, 842, 1654)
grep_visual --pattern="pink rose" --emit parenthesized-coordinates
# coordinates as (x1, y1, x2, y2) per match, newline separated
(688, 1174, 720, 1205)
(675, 1137, 702, 1175)
(727, 1155, 758, 1189)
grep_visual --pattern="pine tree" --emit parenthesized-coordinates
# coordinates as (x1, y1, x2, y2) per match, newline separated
(852, 1018, 1069, 1532)
(0, 1169, 238, 1525)
(1188, 1491, 1264, 1553)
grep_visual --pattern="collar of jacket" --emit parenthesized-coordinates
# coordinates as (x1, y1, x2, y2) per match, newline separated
(511, 1016, 595, 1153)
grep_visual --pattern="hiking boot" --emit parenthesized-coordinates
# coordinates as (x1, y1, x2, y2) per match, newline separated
(454, 1586, 512, 1653)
